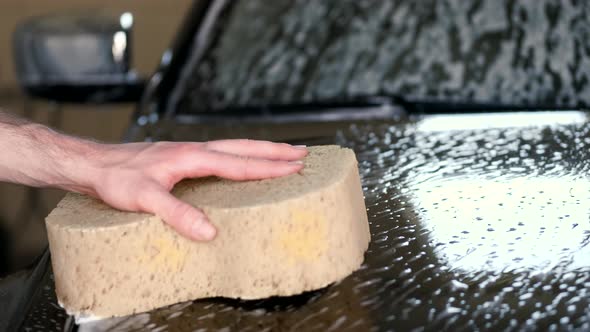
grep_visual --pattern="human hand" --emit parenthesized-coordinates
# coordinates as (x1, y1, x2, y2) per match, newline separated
(0, 112, 306, 241)
(89, 139, 307, 241)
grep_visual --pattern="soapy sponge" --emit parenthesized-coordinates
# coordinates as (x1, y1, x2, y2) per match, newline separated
(46, 145, 370, 319)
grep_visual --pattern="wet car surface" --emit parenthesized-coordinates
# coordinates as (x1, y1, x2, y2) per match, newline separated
(6, 0, 590, 330)
(15, 110, 590, 331)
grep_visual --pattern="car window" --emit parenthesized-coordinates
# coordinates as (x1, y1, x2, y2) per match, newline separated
(178, 0, 590, 113)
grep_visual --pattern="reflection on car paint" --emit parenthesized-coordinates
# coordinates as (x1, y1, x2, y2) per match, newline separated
(77, 114, 590, 331)
(413, 175, 590, 272)
(415, 111, 588, 132)
(412, 111, 590, 272)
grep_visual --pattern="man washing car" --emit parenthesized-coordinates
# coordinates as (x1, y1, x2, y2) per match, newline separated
(0, 110, 307, 241)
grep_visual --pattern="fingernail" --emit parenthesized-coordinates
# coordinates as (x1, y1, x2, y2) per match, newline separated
(294, 145, 307, 149)
(289, 160, 304, 165)
(194, 219, 217, 241)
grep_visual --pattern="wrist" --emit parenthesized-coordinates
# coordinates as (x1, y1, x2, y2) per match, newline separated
(41, 127, 106, 196)
(0, 112, 108, 195)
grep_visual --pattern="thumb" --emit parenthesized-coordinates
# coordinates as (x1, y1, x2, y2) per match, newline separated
(140, 187, 217, 241)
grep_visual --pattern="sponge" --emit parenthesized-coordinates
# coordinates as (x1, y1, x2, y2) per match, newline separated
(46, 145, 370, 319)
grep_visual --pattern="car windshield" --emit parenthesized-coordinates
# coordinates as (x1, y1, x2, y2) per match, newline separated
(177, 0, 590, 113)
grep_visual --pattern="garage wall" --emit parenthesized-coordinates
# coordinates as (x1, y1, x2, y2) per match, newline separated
(0, 0, 192, 272)
(0, 0, 193, 89)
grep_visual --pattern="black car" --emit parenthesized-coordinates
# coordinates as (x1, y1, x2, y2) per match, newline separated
(4, 0, 590, 330)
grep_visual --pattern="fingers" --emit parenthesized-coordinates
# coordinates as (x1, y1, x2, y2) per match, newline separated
(204, 139, 308, 161)
(180, 151, 304, 181)
(139, 187, 217, 241)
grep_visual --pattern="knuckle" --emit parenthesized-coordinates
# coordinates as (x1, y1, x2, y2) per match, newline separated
(152, 141, 173, 150)
(135, 187, 154, 211)
(189, 214, 205, 236)
(153, 173, 176, 191)
(174, 143, 197, 154)
(234, 139, 252, 147)
(171, 202, 193, 223)
(200, 141, 210, 151)
(134, 183, 168, 212)
(241, 156, 252, 179)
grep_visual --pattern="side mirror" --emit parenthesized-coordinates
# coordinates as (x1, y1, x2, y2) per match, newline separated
(13, 12, 145, 103)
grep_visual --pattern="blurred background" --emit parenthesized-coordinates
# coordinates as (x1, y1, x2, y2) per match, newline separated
(0, 0, 192, 274)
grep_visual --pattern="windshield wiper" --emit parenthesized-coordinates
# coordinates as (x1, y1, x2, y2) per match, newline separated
(172, 94, 585, 125)
(173, 96, 406, 124)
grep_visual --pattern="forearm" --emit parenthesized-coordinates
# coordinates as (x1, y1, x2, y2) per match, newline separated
(0, 111, 101, 195)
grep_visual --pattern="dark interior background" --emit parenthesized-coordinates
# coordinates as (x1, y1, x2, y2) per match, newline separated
(0, 0, 192, 275)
